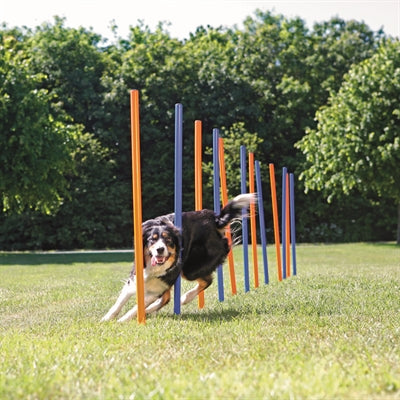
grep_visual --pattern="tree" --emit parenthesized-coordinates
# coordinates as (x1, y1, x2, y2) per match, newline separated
(296, 39, 400, 243)
(28, 17, 107, 132)
(0, 14, 395, 249)
(203, 122, 264, 197)
(99, 23, 186, 220)
(0, 27, 83, 213)
(306, 18, 384, 104)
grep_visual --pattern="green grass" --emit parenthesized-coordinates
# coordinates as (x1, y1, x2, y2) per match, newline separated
(1, 243, 399, 399)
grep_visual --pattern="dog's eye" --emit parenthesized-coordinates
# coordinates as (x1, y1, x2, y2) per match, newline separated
(148, 234, 159, 244)
(165, 237, 175, 247)
(160, 232, 173, 246)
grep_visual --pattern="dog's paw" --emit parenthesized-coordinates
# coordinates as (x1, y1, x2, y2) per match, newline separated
(180, 293, 190, 305)
(101, 312, 116, 322)
(117, 307, 138, 322)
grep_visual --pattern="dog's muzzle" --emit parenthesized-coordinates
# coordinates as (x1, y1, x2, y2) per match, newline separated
(151, 254, 170, 266)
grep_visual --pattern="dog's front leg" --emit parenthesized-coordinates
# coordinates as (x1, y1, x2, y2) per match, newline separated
(181, 276, 213, 305)
(117, 305, 138, 322)
(145, 290, 171, 314)
(101, 278, 136, 321)
(117, 294, 159, 322)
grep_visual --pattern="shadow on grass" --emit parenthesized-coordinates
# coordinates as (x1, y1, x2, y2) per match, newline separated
(0, 251, 134, 265)
(369, 242, 399, 248)
(172, 308, 242, 322)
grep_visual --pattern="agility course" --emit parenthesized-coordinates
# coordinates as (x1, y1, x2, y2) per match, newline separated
(130, 89, 297, 323)
(0, 90, 397, 400)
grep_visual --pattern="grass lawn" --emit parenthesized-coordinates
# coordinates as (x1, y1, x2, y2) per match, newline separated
(0, 243, 399, 399)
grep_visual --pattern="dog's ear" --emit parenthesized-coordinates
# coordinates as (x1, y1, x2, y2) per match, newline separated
(142, 219, 153, 231)
(141, 220, 155, 245)
(142, 219, 157, 235)
(159, 216, 181, 236)
(159, 215, 174, 227)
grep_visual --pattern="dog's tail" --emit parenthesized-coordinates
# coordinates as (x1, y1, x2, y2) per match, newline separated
(215, 193, 256, 229)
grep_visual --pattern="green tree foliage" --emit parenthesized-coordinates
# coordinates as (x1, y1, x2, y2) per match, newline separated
(297, 39, 400, 243)
(231, 13, 384, 168)
(0, 13, 396, 249)
(203, 122, 264, 197)
(0, 27, 83, 213)
(28, 17, 107, 131)
(0, 22, 132, 249)
(0, 134, 131, 250)
(306, 18, 384, 100)
(99, 23, 187, 219)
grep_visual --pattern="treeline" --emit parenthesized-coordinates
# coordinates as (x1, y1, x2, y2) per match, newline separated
(0, 11, 397, 250)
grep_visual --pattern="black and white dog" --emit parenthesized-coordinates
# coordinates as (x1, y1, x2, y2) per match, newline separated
(101, 193, 255, 322)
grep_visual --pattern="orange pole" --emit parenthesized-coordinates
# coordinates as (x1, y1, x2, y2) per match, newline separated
(249, 153, 259, 288)
(286, 172, 291, 278)
(130, 90, 145, 324)
(269, 163, 282, 281)
(195, 121, 203, 212)
(219, 137, 237, 295)
(195, 120, 205, 308)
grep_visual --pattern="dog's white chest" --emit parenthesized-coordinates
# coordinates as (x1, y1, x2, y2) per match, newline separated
(144, 276, 169, 296)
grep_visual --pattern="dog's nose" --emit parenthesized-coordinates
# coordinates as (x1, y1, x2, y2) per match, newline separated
(156, 247, 165, 255)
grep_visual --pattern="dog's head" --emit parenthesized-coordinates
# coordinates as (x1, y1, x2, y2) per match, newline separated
(142, 218, 180, 270)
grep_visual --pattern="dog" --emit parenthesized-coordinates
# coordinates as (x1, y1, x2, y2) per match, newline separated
(101, 193, 255, 322)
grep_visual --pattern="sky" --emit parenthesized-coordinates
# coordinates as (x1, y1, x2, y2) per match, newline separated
(1, 0, 399, 41)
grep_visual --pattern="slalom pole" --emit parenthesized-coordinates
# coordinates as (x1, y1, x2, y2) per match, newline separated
(281, 167, 287, 279)
(269, 163, 282, 281)
(219, 137, 237, 295)
(255, 160, 269, 284)
(195, 121, 203, 212)
(173, 103, 183, 315)
(194, 120, 205, 308)
(240, 145, 250, 292)
(286, 172, 291, 278)
(248, 152, 259, 288)
(130, 89, 145, 324)
(290, 173, 297, 276)
(213, 129, 224, 302)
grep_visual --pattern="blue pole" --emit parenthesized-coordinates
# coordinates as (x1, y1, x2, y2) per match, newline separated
(174, 104, 183, 314)
(255, 161, 269, 284)
(290, 173, 297, 276)
(281, 167, 287, 279)
(240, 145, 250, 292)
(213, 129, 224, 302)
